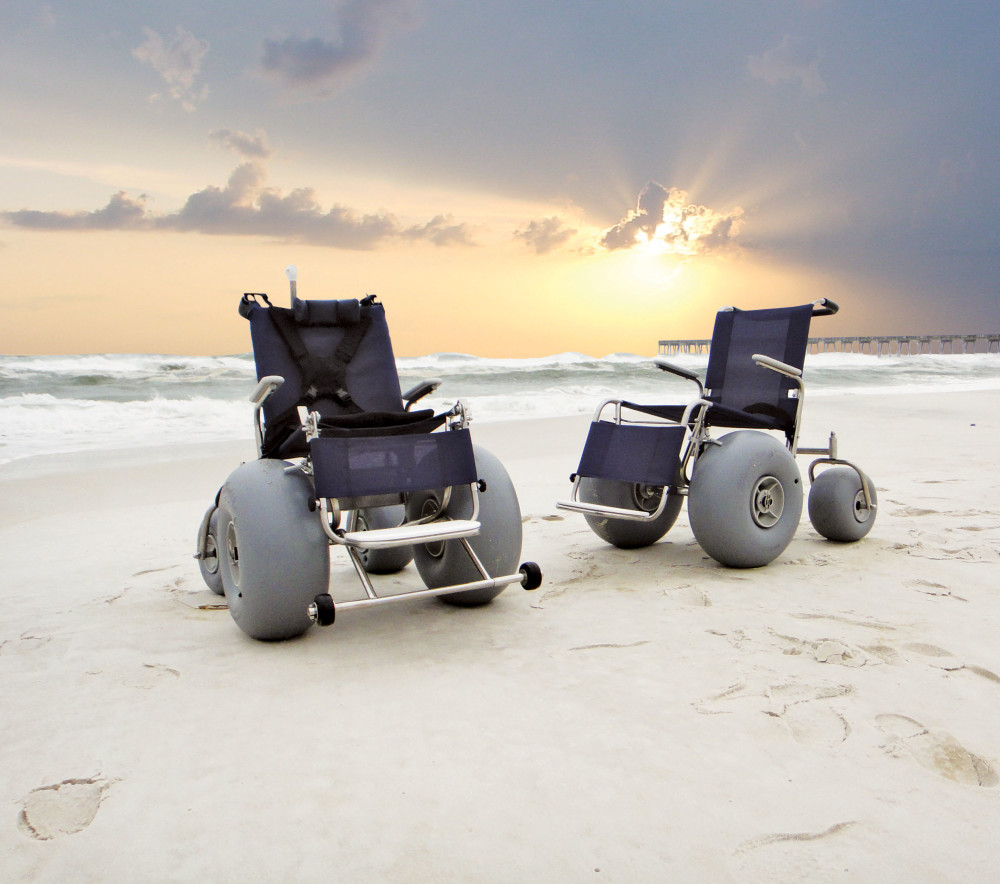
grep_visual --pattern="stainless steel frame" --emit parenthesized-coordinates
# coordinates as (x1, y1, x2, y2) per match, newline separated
(556, 302, 875, 525)
(245, 375, 534, 622)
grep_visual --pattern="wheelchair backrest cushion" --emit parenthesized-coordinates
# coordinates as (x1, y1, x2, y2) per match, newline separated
(245, 298, 405, 425)
(705, 304, 814, 428)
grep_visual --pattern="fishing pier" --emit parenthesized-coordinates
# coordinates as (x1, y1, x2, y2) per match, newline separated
(658, 333, 1000, 357)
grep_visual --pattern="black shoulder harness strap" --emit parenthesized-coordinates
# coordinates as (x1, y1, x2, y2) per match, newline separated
(267, 305, 372, 412)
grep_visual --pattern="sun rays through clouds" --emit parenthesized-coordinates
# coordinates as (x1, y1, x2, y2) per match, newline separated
(601, 182, 745, 258)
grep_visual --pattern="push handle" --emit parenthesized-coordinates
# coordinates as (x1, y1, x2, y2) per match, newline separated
(285, 265, 298, 306)
(811, 298, 839, 316)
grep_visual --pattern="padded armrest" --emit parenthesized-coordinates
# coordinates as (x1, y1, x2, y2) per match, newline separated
(249, 375, 284, 405)
(402, 378, 442, 410)
(653, 357, 700, 383)
(654, 358, 704, 397)
(752, 354, 802, 378)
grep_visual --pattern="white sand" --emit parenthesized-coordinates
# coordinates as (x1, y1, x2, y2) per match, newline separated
(2, 391, 999, 881)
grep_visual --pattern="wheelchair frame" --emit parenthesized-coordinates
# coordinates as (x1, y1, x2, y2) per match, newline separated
(196, 266, 541, 639)
(558, 299, 877, 565)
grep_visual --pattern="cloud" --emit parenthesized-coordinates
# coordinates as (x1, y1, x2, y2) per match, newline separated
(209, 128, 274, 159)
(261, 0, 413, 94)
(748, 35, 826, 96)
(402, 216, 473, 247)
(132, 26, 210, 111)
(2, 191, 150, 231)
(0, 161, 474, 250)
(514, 216, 578, 254)
(600, 182, 744, 255)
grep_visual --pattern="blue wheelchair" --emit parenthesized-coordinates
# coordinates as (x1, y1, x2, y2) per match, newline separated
(558, 300, 877, 567)
(196, 267, 541, 640)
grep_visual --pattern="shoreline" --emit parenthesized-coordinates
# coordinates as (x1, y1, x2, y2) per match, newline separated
(2, 391, 1000, 879)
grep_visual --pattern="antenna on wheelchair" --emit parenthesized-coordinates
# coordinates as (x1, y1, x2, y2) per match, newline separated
(285, 264, 298, 307)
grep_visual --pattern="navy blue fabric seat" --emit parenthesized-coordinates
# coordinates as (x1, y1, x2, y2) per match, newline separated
(572, 303, 821, 486)
(241, 293, 476, 500)
(558, 298, 870, 572)
(242, 294, 407, 459)
(575, 421, 686, 488)
(638, 304, 814, 440)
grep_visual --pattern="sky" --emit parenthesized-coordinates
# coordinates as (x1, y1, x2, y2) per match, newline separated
(1, 1, 998, 357)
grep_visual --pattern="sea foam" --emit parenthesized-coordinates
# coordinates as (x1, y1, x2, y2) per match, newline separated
(2, 351, 998, 465)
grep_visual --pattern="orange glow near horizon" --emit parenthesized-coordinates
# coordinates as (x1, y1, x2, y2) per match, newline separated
(1, 201, 890, 358)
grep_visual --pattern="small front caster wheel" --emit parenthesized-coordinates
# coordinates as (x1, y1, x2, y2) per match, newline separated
(310, 593, 336, 627)
(519, 561, 543, 590)
(808, 466, 877, 542)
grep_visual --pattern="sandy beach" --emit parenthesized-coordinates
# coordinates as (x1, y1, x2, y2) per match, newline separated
(2, 389, 999, 881)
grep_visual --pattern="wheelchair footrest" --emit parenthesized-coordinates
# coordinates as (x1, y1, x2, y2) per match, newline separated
(342, 519, 480, 549)
(556, 499, 660, 522)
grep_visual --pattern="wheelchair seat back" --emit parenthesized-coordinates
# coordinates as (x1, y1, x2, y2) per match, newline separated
(704, 304, 814, 433)
(241, 295, 405, 458)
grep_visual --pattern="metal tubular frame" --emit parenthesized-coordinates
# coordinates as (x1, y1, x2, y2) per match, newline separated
(559, 302, 873, 526)
(233, 275, 539, 629)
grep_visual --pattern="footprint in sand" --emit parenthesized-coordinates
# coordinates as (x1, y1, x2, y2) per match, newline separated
(695, 681, 853, 747)
(122, 663, 181, 690)
(663, 583, 712, 607)
(903, 642, 964, 671)
(875, 714, 998, 787)
(768, 683, 853, 747)
(780, 702, 851, 747)
(895, 506, 938, 517)
(0, 633, 51, 655)
(566, 549, 604, 582)
(18, 777, 108, 840)
(769, 629, 873, 668)
(731, 821, 860, 880)
(905, 578, 965, 600)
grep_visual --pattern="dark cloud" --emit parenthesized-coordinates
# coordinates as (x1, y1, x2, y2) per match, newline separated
(261, 0, 412, 93)
(748, 35, 826, 96)
(209, 128, 274, 159)
(514, 216, 577, 255)
(0, 161, 474, 250)
(601, 183, 744, 255)
(600, 185, 669, 250)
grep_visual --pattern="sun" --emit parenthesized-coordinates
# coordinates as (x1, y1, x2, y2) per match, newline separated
(625, 236, 686, 289)
(634, 230, 674, 257)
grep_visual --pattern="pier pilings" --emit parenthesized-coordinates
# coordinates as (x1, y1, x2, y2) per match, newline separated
(657, 334, 1000, 356)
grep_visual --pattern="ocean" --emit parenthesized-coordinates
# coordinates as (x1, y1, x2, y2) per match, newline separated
(2, 350, 999, 465)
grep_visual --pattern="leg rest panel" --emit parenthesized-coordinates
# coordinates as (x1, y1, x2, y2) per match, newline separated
(576, 420, 685, 486)
(310, 428, 477, 498)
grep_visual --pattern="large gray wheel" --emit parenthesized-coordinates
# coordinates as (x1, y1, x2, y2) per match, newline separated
(688, 431, 803, 568)
(405, 445, 521, 607)
(217, 458, 330, 641)
(579, 478, 683, 549)
(198, 506, 225, 595)
(808, 466, 877, 542)
(354, 505, 414, 574)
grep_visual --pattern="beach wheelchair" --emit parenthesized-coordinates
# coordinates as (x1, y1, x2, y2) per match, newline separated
(196, 266, 541, 640)
(557, 300, 877, 567)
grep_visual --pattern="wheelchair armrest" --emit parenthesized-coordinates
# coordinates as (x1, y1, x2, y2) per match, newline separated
(654, 357, 704, 396)
(402, 377, 442, 411)
(250, 375, 284, 405)
(753, 354, 802, 380)
(654, 357, 699, 382)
